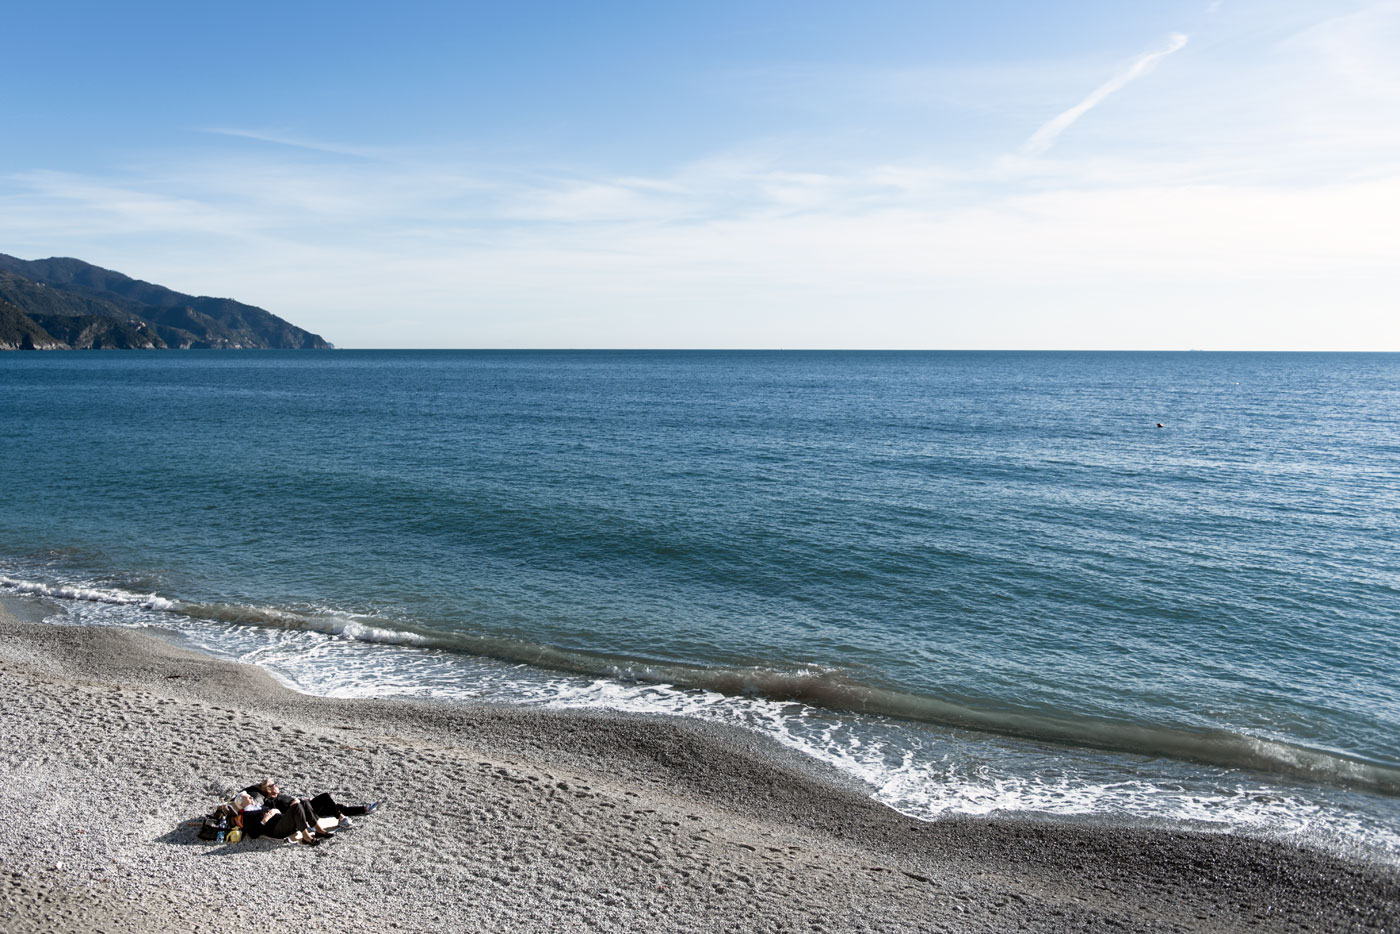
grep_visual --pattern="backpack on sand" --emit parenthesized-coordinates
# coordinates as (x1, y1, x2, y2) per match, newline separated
(196, 804, 238, 841)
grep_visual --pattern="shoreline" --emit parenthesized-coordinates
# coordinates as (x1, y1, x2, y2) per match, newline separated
(10, 569, 1396, 804)
(9, 572, 1398, 847)
(2, 598, 1397, 933)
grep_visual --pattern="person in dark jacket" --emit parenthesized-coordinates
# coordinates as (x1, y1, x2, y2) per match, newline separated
(244, 778, 380, 828)
(230, 791, 322, 846)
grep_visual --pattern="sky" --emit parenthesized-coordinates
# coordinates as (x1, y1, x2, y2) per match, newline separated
(2, 0, 1398, 349)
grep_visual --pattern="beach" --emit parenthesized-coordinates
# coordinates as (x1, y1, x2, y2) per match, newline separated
(1, 597, 1395, 934)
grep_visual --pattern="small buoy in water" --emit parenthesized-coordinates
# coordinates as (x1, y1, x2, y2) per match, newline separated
(1156, 423, 1164, 428)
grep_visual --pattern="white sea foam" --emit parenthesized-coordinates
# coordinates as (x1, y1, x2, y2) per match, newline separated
(522, 674, 1400, 860)
(0, 575, 176, 611)
(5, 570, 1399, 864)
(334, 619, 432, 646)
(0, 573, 432, 649)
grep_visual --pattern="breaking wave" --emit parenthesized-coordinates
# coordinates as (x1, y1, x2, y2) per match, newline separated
(5, 572, 1398, 798)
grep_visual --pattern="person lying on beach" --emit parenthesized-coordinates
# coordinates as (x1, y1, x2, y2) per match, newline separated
(230, 791, 328, 846)
(243, 777, 380, 827)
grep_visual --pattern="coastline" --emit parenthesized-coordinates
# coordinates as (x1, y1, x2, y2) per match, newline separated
(2, 598, 1396, 933)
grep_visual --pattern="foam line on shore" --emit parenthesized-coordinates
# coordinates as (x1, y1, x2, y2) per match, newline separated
(4, 604, 1397, 933)
(7, 571, 1399, 799)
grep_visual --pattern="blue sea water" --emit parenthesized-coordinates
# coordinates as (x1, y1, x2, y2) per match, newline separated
(2, 350, 1398, 860)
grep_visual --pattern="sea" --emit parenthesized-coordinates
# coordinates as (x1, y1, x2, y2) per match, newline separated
(2, 350, 1397, 862)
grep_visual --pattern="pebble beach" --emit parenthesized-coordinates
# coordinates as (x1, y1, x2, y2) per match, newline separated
(2, 597, 1397, 933)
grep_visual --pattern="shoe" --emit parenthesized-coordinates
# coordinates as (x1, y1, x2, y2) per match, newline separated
(337, 816, 355, 829)
(302, 836, 321, 847)
(366, 801, 381, 815)
(314, 829, 336, 839)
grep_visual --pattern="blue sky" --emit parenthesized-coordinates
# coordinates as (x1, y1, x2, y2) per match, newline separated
(3, 0, 1397, 348)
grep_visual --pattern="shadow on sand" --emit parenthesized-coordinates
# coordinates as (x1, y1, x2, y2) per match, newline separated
(156, 819, 295, 855)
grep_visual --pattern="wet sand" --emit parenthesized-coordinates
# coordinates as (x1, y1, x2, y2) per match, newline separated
(1, 597, 1396, 933)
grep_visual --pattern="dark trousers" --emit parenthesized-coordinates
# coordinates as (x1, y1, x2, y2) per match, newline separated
(264, 806, 311, 838)
(309, 792, 367, 818)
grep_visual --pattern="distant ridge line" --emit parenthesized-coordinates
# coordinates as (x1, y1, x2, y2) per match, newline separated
(0, 253, 331, 350)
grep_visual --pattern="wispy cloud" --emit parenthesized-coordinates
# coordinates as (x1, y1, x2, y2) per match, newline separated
(1018, 33, 1189, 158)
(4, 5, 1398, 350)
(202, 127, 382, 159)
(7, 147, 1395, 349)
(1283, 2, 1400, 101)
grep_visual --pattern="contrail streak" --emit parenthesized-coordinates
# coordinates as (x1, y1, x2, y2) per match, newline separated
(1019, 33, 1189, 158)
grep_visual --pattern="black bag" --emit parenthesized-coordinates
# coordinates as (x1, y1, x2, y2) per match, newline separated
(197, 804, 235, 841)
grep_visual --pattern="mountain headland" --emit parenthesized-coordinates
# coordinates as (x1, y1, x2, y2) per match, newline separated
(0, 253, 331, 349)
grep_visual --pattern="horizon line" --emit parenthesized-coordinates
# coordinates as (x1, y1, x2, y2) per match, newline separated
(250, 347, 1399, 353)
